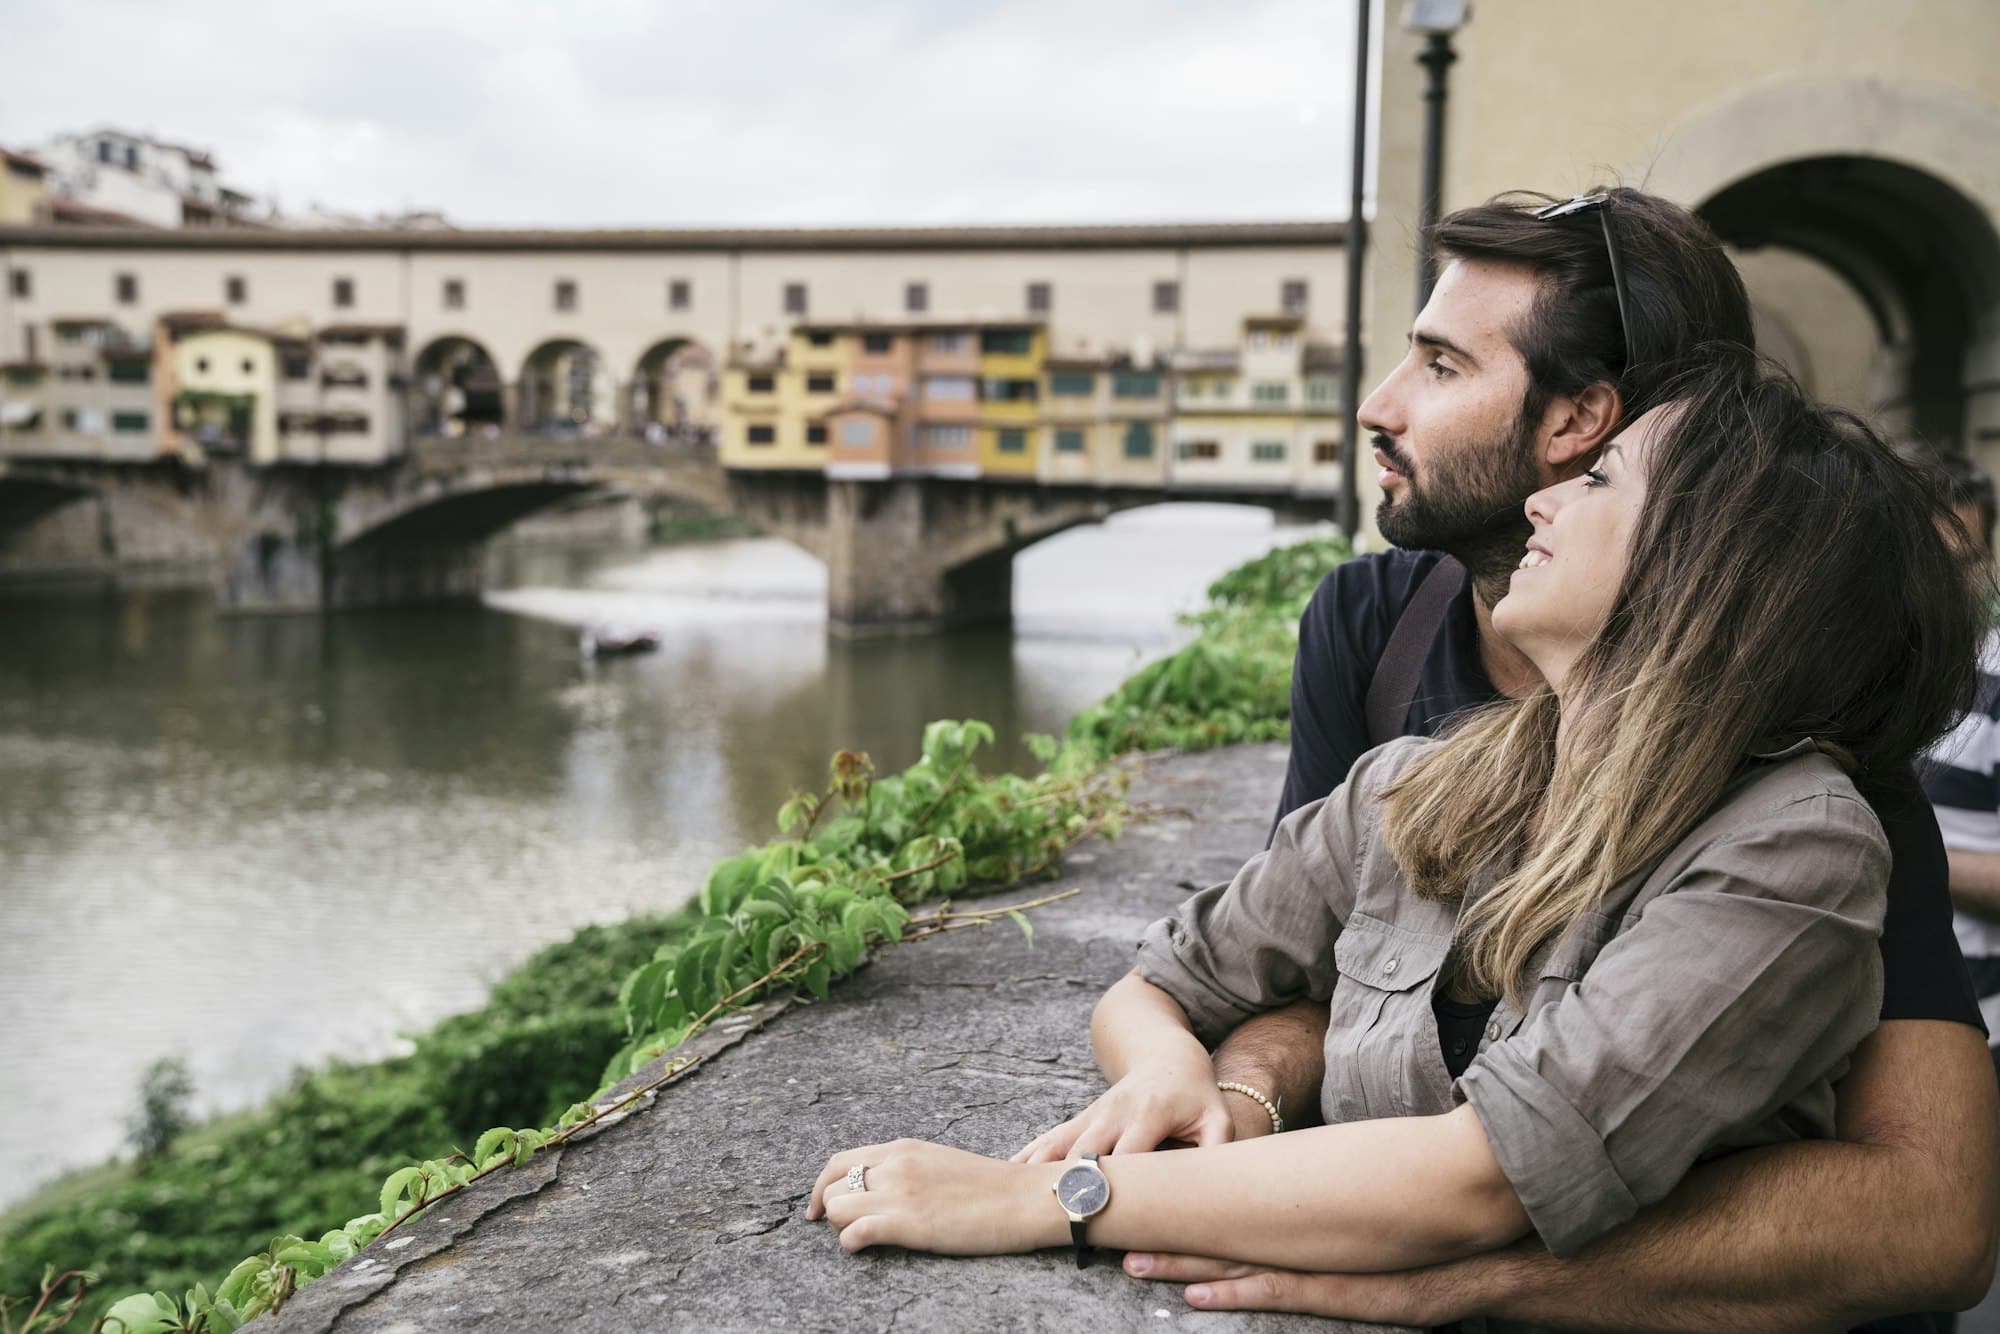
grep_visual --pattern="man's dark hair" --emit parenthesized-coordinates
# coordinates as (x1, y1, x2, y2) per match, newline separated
(1431, 187, 1754, 423)
(1934, 450, 1998, 543)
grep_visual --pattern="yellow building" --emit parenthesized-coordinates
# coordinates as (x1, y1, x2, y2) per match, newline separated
(973, 324, 1043, 478)
(0, 150, 52, 227)
(163, 320, 280, 463)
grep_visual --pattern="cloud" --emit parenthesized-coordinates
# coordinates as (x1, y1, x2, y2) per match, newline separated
(0, 0, 1361, 226)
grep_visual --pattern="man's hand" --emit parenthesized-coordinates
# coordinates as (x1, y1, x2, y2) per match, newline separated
(1122, 1250, 1480, 1326)
(1011, 1065, 1245, 1163)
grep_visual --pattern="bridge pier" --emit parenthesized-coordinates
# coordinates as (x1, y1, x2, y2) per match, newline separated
(823, 478, 1016, 637)
(218, 529, 483, 613)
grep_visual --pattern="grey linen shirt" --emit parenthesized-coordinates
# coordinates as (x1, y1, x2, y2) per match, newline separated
(1135, 735, 1888, 1260)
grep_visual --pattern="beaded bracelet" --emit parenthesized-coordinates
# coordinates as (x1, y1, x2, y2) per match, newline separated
(1216, 1080, 1284, 1135)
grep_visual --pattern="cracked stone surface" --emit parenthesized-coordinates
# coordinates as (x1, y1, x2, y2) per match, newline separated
(254, 744, 1416, 1333)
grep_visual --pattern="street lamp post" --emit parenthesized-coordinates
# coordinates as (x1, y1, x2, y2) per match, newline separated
(1406, 0, 1470, 310)
(1337, 0, 1373, 539)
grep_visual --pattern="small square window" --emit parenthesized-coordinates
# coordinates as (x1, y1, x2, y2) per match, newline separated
(806, 372, 837, 394)
(746, 423, 776, 445)
(554, 279, 578, 312)
(1152, 280, 1179, 314)
(1026, 281, 1051, 314)
(115, 273, 138, 305)
(997, 428, 1028, 455)
(746, 374, 775, 394)
(1282, 279, 1309, 313)
(1252, 440, 1287, 463)
(443, 278, 466, 310)
(225, 275, 247, 305)
(1314, 440, 1341, 465)
(862, 332, 893, 355)
(806, 423, 828, 446)
(905, 282, 928, 314)
(1054, 428, 1086, 454)
(669, 279, 691, 311)
(8, 268, 29, 300)
(784, 282, 808, 316)
(333, 277, 355, 308)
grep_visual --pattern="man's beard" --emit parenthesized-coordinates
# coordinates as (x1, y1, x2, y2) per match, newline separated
(1374, 413, 1541, 596)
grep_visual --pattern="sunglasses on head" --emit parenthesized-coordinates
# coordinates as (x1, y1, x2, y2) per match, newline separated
(1532, 193, 1636, 372)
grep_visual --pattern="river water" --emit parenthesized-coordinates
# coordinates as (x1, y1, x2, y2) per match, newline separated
(0, 504, 1325, 1205)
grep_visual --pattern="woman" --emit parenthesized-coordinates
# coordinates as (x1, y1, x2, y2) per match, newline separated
(806, 356, 1983, 1289)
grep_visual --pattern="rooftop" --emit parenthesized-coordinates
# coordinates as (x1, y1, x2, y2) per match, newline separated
(0, 219, 1346, 254)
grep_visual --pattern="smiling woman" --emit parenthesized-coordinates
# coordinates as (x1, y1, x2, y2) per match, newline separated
(806, 350, 1986, 1308)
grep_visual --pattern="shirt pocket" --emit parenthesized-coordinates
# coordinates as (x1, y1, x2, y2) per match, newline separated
(1325, 918, 1451, 1123)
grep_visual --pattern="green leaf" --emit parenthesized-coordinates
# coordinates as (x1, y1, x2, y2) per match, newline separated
(379, 1166, 422, 1219)
(803, 959, 831, 999)
(1007, 910, 1034, 947)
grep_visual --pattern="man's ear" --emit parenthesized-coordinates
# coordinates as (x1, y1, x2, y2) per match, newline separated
(1542, 381, 1624, 470)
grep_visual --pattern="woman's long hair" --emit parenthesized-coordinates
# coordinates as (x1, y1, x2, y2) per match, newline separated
(1382, 351, 1987, 1004)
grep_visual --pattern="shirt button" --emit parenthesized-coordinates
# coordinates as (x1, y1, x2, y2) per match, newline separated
(1382, 958, 1399, 976)
(1485, 1022, 1502, 1042)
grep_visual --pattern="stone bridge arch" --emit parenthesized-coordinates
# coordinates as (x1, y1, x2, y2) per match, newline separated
(628, 338, 719, 443)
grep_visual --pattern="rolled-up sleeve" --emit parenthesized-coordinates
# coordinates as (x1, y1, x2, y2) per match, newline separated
(1456, 789, 1888, 1257)
(1135, 738, 1420, 1046)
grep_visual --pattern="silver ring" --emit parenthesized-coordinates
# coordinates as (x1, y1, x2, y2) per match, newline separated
(845, 1164, 868, 1193)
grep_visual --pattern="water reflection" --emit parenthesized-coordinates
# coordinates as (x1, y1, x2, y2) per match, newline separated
(0, 506, 1328, 1203)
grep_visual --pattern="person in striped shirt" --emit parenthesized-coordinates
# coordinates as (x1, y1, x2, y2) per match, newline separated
(1925, 452, 2000, 1075)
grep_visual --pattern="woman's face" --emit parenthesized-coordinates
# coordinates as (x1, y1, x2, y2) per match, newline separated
(1491, 405, 1666, 693)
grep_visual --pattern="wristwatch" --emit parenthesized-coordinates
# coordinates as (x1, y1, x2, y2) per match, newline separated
(1052, 1151, 1112, 1269)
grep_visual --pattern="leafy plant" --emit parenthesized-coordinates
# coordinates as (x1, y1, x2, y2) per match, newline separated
(126, 1061, 195, 1164)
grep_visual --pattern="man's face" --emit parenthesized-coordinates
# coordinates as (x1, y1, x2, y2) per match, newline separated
(1359, 258, 1550, 566)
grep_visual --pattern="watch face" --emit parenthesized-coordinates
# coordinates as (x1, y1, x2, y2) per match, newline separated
(1056, 1162, 1109, 1216)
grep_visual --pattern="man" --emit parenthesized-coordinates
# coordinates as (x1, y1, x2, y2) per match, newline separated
(1926, 455, 2000, 1076)
(1047, 190, 2000, 1329)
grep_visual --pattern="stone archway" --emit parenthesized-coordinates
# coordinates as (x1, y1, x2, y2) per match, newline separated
(1698, 155, 2000, 450)
(518, 338, 614, 437)
(412, 335, 506, 438)
(629, 338, 718, 445)
(1645, 76, 2000, 451)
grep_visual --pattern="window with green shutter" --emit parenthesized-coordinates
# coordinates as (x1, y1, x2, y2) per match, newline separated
(997, 428, 1028, 454)
(980, 329, 1032, 355)
(1252, 381, 1289, 404)
(1113, 371, 1160, 398)
(1252, 440, 1287, 463)
(1048, 370, 1095, 396)
(1122, 421, 1155, 458)
(112, 411, 149, 432)
(1054, 428, 1086, 454)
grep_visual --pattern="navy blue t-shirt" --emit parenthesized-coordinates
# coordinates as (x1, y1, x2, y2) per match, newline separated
(1273, 548, 1984, 1029)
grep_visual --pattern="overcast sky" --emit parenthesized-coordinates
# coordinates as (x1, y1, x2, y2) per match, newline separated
(0, 0, 1368, 228)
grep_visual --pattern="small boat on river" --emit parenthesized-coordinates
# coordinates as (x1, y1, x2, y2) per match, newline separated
(580, 624, 661, 658)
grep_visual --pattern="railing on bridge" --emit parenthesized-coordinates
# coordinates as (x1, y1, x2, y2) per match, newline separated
(405, 431, 718, 477)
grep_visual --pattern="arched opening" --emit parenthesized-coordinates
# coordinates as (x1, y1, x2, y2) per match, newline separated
(518, 339, 614, 437)
(1698, 155, 2000, 451)
(629, 339, 718, 445)
(412, 336, 505, 438)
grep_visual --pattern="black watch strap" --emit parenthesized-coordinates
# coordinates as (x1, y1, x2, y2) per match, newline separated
(1072, 1151, 1100, 1269)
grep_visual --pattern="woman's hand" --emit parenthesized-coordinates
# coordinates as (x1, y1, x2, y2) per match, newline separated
(1012, 1065, 1237, 1164)
(807, 1138, 1070, 1255)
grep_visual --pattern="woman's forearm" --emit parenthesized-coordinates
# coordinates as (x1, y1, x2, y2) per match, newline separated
(1086, 1102, 1531, 1272)
(1090, 969, 1213, 1084)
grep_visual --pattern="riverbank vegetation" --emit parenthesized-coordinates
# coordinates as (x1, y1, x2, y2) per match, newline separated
(0, 532, 1351, 1332)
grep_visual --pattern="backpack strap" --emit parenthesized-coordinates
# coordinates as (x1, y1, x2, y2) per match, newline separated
(1363, 555, 1466, 748)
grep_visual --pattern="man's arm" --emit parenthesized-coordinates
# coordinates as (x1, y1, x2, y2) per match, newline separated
(1210, 1000, 1328, 1136)
(1947, 847, 2000, 923)
(1130, 1019, 2000, 1332)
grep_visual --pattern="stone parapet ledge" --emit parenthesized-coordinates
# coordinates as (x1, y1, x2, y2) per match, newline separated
(254, 744, 1415, 1333)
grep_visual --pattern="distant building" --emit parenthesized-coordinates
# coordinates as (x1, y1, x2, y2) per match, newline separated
(0, 150, 53, 227)
(34, 127, 267, 229)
